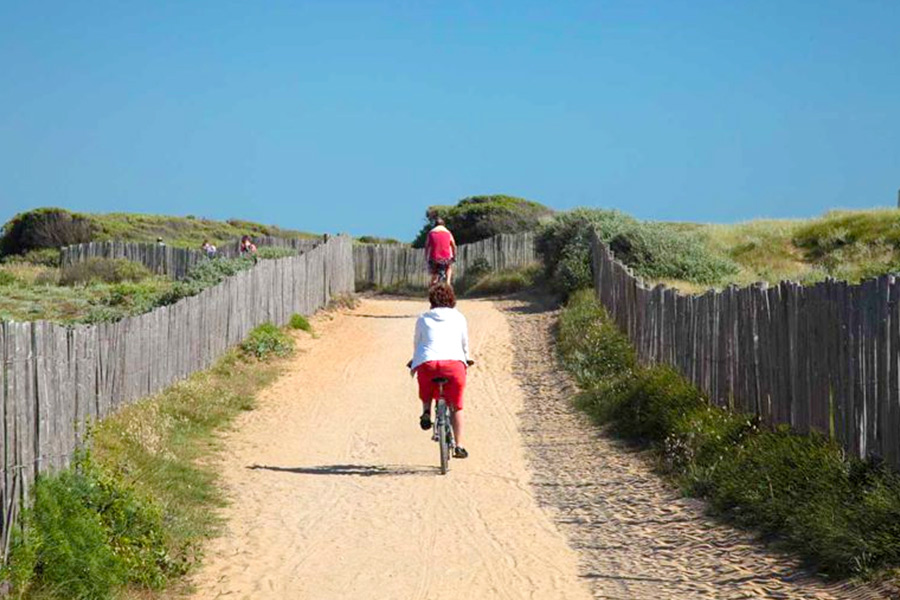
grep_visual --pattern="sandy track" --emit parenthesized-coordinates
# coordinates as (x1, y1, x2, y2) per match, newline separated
(188, 297, 593, 599)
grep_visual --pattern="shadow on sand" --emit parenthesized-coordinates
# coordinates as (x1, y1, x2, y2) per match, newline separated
(247, 463, 437, 477)
(347, 313, 420, 319)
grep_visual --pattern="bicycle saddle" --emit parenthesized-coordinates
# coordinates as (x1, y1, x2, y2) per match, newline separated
(431, 377, 449, 384)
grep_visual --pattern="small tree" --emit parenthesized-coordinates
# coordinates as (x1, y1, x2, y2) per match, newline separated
(412, 195, 552, 247)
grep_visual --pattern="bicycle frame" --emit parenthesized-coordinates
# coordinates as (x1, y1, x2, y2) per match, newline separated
(432, 381, 455, 474)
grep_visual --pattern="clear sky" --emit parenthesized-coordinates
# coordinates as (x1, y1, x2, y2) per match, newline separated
(1, 1, 898, 241)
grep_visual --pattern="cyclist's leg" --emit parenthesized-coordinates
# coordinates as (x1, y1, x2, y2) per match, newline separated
(427, 259, 438, 286)
(450, 409, 464, 447)
(416, 363, 437, 428)
(446, 263, 454, 286)
(438, 360, 467, 448)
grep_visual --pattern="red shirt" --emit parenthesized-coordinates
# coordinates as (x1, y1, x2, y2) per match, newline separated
(426, 227, 455, 261)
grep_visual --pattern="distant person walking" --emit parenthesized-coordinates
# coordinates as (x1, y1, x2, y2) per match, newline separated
(425, 218, 457, 286)
(240, 236, 258, 263)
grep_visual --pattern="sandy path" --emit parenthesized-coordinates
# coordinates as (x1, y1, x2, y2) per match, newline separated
(188, 297, 593, 600)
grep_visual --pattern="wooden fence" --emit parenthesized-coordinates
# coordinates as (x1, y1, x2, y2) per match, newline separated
(0, 236, 353, 547)
(590, 230, 900, 468)
(60, 236, 322, 280)
(353, 232, 537, 288)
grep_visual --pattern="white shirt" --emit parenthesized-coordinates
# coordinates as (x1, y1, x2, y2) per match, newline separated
(411, 307, 469, 370)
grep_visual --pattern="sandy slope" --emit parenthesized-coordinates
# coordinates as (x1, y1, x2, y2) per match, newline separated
(188, 297, 593, 600)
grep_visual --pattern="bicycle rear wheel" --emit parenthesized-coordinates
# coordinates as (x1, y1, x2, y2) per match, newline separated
(437, 400, 450, 474)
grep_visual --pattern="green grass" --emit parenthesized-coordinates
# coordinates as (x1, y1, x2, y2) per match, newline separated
(5, 335, 292, 599)
(289, 313, 313, 333)
(558, 288, 900, 580)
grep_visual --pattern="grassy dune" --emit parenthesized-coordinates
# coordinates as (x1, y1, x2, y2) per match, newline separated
(89, 213, 319, 248)
(658, 208, 900, 291)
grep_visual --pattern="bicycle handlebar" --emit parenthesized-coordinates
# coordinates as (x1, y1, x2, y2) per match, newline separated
(405, 359, 475, 368)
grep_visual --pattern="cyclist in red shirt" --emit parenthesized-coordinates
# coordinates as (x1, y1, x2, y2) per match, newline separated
(424, 218, 457, 286)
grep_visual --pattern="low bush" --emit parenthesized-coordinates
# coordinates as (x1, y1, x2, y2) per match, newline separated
(0, 208, 95, 256)
(289, 313, 312, 332)
(7, 451, 177, 599)
(558, 289, 900, 578)
(157, 256, 255, 306)
(256, 247, 298, 260)
(0, 271, 17, 286)
(59, 258, 153, 286)
(22, 248, 61, 267)
(356, 235, 402, 245)
(537, 209, 738, 297)
(557, 289, 635, 386)
(241, 323, 294, 360)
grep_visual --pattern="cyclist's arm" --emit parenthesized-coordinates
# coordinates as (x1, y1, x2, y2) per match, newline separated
(450, 234, 457, 258)
(460, 315, 470, 362)
(411, 316, 425, 371)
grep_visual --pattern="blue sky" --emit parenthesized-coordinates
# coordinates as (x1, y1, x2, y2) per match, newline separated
(1, 1, 898, 241)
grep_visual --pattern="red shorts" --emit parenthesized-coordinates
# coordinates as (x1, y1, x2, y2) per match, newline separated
(416, 360, 467, 411)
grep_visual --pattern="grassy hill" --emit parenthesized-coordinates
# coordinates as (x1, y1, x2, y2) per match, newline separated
(696, 208, 900, 289)
(0, 208, 319, 257)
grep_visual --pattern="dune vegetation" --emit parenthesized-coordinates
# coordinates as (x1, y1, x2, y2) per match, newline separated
(537, 207, 900, 297)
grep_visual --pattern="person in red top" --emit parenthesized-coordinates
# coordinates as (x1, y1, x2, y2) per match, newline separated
(424, 218, 457, 286)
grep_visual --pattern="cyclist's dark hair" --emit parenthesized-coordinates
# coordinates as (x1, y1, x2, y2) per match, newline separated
(429, 283, 456, 309)
(435, 217, 445, 226)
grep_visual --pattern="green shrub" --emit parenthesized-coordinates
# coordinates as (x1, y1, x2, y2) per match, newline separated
(0, 208, 96, 256)
(608, 366, 706, 443)
(289, 313, 312, 332)
(557, 290, 900, 578)
(412, 195, 552, 247)
(8, 451, 175, 599)
(241, 323, 294, 360)
(21, 248, 61, 267)
(557, 289, 635, 386)
(466, 256, 491, 279)
(256, 246, 297, 260)
(158, 256, 255, 306)
(356, 235, 402, 245)
(0, 271, 17, 286)
(537, 208, 738, 296)
(59, 258, 153, 286)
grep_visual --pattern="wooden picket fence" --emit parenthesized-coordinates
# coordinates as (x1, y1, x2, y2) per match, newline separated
(0, 236, 354, 550)
(590, 230, 900, 469)
(60, 236, 323, 280)
(353, 232, 537, 288)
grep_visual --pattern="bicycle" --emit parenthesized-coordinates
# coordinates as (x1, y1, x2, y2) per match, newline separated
(428, 261, 449, 285)
(431, 377, 455, 475)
